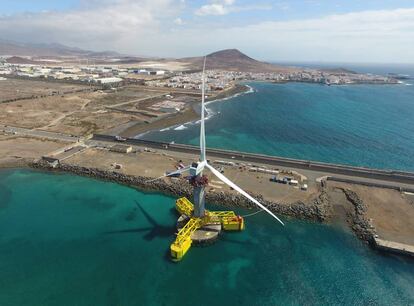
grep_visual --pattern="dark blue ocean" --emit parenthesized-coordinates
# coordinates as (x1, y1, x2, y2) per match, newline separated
(0, 169, 413, 305)
(140, 65, 414, 171)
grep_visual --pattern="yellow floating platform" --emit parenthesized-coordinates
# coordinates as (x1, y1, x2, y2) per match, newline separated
(170, 197, 245, 262)
(170, 217, 201, 262)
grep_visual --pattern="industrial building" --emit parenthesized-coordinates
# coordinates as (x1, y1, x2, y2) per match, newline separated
(110, 144, 133, 153)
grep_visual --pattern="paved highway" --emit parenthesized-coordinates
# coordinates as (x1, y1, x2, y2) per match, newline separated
(3, 125, 413, 188)
(92, 133, 414, 186)
(1, 124, 82, 143)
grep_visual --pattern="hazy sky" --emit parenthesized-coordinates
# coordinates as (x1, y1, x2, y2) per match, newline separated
(1, 0, 413, 63)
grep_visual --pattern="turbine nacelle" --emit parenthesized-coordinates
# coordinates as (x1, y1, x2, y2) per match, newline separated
(189, 160, 207, 176)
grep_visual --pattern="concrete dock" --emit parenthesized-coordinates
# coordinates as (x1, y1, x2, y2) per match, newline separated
(374, 238, 414, 257)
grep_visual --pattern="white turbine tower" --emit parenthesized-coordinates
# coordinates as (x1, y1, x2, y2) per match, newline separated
(151, 57, 284, 226)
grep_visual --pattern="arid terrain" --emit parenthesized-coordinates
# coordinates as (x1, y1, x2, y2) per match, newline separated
(0, 78, 89, 102)
(0, 79, 192, 136)
(0, 77, 245, 138)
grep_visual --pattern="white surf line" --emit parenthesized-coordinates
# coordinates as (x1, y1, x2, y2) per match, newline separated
(188, 84, 256, 126)
(134, 84, 256, 138)
(173, 124, 188, 131)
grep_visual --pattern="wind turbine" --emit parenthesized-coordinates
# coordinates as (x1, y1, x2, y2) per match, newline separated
(151, 56, 284, 261)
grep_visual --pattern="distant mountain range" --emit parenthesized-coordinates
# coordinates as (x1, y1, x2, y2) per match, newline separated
(0, 40, 296, 72)
(0, 39, 121, 58)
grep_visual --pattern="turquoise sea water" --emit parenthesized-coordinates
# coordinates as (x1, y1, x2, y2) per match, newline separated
(140, 81, 414, 172)
(0, 169, 413, 306)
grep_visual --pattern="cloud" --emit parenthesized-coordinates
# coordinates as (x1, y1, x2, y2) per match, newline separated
(181, 7, 414, 62)
(0, 0, 182, 50)
(195, 3, 229, 16)
(212, 0, 235, 5)
(0, 3, 413, 63)
(195, 0, 271, 16)
(174, 17, 185, 25)
(195, 1, 236, 16)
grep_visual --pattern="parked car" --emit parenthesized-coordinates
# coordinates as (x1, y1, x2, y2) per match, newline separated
(115, 136, 126, 142)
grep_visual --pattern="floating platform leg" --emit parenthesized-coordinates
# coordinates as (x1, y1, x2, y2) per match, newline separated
(170, 217, 201, 262)
(170, 237, 192, 262)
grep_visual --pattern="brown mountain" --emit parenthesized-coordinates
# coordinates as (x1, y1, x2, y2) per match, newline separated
(0, 39, 122, 58)
(5, 56, 40, 64)
(180, 49, 296, 73)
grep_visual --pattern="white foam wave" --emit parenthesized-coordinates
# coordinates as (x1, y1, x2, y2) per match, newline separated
(246, 85, 255, 93)
(205, 84, 255, 106)
(174, 124, 188, 131)
(134, 131, 150, 139)
(405, 83, 413, 86)
(137, 84, 256, 136)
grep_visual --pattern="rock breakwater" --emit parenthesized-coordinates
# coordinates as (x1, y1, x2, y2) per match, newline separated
(342, 189, 376, 243)
(31, 160, 330, 222)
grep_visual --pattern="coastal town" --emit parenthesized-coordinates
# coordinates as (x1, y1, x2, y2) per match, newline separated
(146, 68, 399, 90)
(0, 55, 399, 92)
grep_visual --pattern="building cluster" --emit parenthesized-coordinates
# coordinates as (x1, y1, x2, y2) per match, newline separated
(145, 69, 398, 90)
(0, 59, 398, 89)
(0, 61, 167, 86)
(145, 70, 235, 90)
(148, 100, 186, 113)
(285, 70, 398, 85)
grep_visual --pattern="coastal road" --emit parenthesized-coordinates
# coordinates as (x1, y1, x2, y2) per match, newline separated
(105, 93, 166, 109)
(0, 124, 82, 143)
(91, 134, 414, 188)
(4, 124, 413, 190)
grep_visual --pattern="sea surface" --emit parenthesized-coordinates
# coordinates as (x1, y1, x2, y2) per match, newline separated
(139, 65, 414, 172)
(0, 169, 413, 306)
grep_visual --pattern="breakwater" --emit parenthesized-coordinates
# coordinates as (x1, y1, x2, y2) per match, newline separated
(327, 176, 414, 193)
(341, 189, 376, 242)
(31, 160, 330, 222)
(31, 160, 379, 246)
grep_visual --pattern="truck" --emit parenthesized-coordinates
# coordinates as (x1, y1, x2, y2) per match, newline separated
(114, 135, 127, 142)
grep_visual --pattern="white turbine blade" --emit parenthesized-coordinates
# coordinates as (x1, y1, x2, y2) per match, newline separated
(147, 165, 191, 182)
(206, 163, 285, 226)
(200, 56, 207, 162)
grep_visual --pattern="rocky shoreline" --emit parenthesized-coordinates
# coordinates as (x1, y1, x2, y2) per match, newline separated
(31, 160, 330, 220)
(342, 188, 377, 243)
(28, 160, 379, 246)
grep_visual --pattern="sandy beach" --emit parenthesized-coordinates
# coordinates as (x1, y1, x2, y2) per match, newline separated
(120, 83, 249, 138)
